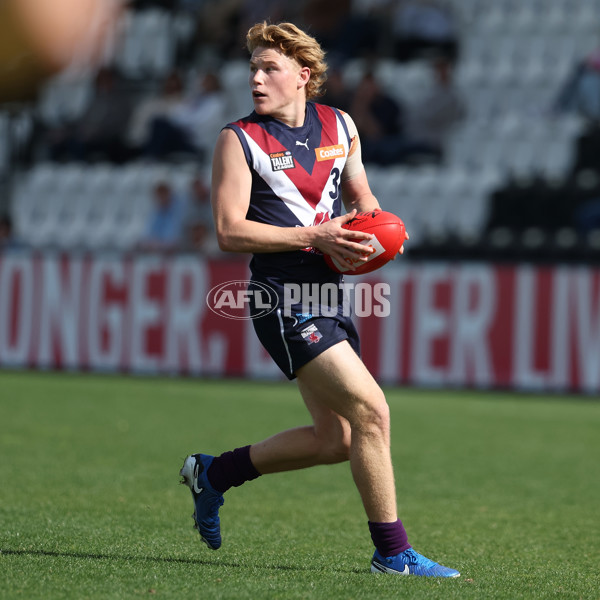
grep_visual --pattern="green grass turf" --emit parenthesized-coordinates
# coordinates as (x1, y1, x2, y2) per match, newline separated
(0, 371, 599, 599)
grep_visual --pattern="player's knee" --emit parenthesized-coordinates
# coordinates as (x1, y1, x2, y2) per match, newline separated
(354, 395, 390, 438)
(370, 402, 391, 437)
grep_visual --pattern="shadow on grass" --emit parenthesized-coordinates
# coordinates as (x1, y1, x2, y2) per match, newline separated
(0, 548, 363, 574)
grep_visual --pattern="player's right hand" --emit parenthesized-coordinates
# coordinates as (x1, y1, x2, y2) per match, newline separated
(312, 210, 375, 270)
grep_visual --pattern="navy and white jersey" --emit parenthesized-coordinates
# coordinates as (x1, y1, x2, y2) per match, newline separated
(226, 102, 352, 290)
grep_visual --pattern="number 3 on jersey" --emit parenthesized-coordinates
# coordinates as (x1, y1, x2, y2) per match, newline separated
(329, 167, 340, 200)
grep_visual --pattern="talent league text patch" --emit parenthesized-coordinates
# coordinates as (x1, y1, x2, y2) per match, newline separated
(270, 151, 295, 171)
(315, 144, 346, 161)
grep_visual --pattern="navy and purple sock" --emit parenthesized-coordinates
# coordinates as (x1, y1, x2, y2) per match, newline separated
(206, 445, 261, 493)
(368, 519, 411, 557)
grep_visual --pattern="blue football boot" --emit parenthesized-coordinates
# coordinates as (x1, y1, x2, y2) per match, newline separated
(371, 548, 460, 577)
(180, 454, 224, 550)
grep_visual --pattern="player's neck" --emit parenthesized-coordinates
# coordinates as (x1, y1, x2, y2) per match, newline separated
(270, 100, 307, 129)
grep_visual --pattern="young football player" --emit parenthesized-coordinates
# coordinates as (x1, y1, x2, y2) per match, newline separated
(180, 21, 459, 578)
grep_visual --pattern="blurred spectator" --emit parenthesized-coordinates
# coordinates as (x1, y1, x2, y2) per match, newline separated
(46, 66, 134, 163)
(301, 0, 352, 61)
(138, 180, 186, 250)
(193, 0, 245, 60)
(347, 0, 393, 58)
(350, 69, 450, 166)
(571, 123, 600, 174)
(554, 47, 600, 122)
(320, 67, 352, 113)
(349, 71, 407, 165)
(575, 198, 600, 234)
(0, 213, 19, 249)
(301, 0, 383, 61)
(127, 69, 187, 157)
(391, 0, 459, 63)
(183, 174, 216, 252)
(404, 57, 466, 160)
(128, 70, 225, 160)
(237, 0, 287, 33)
(166, 71, 227, 160)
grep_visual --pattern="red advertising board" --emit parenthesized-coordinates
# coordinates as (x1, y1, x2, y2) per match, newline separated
(1, 251, 599, 393)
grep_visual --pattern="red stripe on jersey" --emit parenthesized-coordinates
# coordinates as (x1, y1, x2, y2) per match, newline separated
(314, 103, 340, 148)
(237, 107, 341, 210)
(235, 119, 287, 154)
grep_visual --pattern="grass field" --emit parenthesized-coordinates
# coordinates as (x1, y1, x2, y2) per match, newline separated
(1, 371, 599, 599)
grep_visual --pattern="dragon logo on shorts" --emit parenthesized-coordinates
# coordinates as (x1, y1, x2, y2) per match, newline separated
(300, 323, 322, 344)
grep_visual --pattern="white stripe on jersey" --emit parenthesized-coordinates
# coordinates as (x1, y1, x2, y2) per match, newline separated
(238, 118, 349, 227)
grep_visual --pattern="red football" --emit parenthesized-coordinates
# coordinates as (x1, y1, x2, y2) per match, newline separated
(324, 210, 408, 275)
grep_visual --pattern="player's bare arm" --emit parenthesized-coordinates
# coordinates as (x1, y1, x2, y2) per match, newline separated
(211, 128, 374, 264)
(341, 170, 379, 213)
(339, 112, 380, 213)
(340, 113, 407, 255)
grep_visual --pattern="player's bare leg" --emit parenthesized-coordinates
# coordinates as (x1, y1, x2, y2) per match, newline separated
(248, 387, 351, 473)
(294, 341, 397, 522)
(247, 341, 396, 520)
(180, 340, 459, 576)
(249, 341, 459, 577)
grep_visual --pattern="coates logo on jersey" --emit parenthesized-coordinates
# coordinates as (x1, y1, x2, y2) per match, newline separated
(270, 151, 295, 171)
(206, 280, 278, 320)
(315, 144, 346, 162)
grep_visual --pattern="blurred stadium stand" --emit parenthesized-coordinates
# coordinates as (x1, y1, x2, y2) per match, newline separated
(2, 0, 600, 260)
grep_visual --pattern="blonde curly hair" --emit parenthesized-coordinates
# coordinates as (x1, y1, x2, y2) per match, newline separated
(246, 22, 327, 100)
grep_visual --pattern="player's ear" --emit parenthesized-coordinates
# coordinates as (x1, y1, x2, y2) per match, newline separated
(298, 66, 310, 90)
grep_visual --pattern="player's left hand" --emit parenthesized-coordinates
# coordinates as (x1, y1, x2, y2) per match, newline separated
(392, 231, 409, 259)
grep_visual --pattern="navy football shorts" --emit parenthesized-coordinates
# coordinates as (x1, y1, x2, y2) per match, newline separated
(250, 307, 361, 380)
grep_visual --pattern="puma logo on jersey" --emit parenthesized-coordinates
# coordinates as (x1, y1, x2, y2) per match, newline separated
(315, 144, 346, 161)
(295, 138, 309, 150)
(270, 151, 295, 171)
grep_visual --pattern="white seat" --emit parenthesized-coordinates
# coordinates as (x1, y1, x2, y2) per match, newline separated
(52, 165, 93, 249)
(117, 9, 175, 78)
(450, 187, 491, 241)
(422, 188, 452, 238)
(363, 165, 389, 202)
(104, 165, 156, 249)
(539, 144, 575, 179)
(12, 164, 65, 247)
(477, 4, 507, 32)
(140, 9, 175, 77)
(221, 60, 255, 120)
(342, 58, 367, 89)
(79, 164, 120, 249)
(373, 167, 425, 243)
(38, 71, 93, 126)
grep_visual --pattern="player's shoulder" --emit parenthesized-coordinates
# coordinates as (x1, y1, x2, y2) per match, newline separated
(214, 126, 246, 160)
(222, 111, 258, 134)
(309, 101, 342, 116)
(312, 102, 356, 129)
(220, 111, 258, 140)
